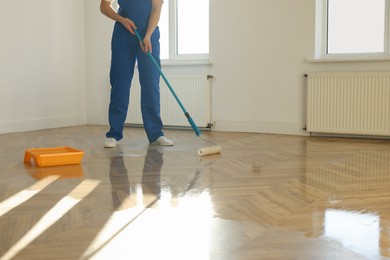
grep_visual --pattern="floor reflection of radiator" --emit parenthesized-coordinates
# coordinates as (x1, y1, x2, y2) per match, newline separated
(306, 72, 390, 136)
(126, 74, 211, 128)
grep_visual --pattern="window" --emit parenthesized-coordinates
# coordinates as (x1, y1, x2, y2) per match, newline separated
(159, 0, 209, 61)
(316, 0, 390, 59)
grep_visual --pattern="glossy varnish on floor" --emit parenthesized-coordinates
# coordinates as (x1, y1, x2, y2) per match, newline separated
(1, 125, 390, 259)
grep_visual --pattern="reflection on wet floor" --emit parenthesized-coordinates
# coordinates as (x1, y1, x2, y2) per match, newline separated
(0, 126, 390, 259)
(25, 163, 84, 180)
(324, 209, 380, 258)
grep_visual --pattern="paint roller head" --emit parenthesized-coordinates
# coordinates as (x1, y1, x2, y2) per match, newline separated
(197, 146, 222, 156)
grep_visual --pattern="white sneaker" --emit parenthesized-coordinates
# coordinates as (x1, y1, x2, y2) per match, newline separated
(104, 138, 117, 148)
(152, 136, 174, 146)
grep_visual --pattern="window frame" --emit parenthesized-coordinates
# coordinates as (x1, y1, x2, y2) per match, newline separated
(315, 0, 390, 60)
(163, 0, 209, 62)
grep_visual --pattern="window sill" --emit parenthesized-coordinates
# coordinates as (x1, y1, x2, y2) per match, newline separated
(305, 57, 390, 63)
(161, 60, 212, 66)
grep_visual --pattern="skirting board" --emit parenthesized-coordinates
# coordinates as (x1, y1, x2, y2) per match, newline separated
(0, 116, 86, 134)
(87, 115, 307, 136)
(212, 120, 307, 136)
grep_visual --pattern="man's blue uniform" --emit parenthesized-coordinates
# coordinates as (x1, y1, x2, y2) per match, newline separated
(106, 0, 163, 143)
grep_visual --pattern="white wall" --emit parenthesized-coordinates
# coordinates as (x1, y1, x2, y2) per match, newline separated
(2, 0, 390, 136)
(210, 0, 314, 135)
(84, 0, 112, 126)
(0, 0, 86, 133)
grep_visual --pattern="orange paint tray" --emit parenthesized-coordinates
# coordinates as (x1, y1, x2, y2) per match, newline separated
(24, 146, 84, 167)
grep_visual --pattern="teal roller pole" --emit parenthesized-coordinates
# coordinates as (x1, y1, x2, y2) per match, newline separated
(135, 29, 201, 137)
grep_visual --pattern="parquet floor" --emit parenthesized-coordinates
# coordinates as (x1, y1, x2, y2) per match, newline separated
(1, 125, 390, 259)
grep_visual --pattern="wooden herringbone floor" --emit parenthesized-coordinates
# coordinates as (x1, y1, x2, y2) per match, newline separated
(1, 125, 390, 259)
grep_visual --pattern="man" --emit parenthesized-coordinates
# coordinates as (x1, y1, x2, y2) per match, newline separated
(100, 0, 173, 148)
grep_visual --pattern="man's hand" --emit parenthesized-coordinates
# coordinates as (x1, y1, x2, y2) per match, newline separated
(141, 36, 152, 53)
(120, 18, 137, 35)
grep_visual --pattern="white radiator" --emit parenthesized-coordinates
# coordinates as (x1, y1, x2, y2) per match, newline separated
(306, 72, 390, 136)
(126, 74, 211, 128)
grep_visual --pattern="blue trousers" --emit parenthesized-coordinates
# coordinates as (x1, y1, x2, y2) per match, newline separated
(106, 22, 164, 143)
